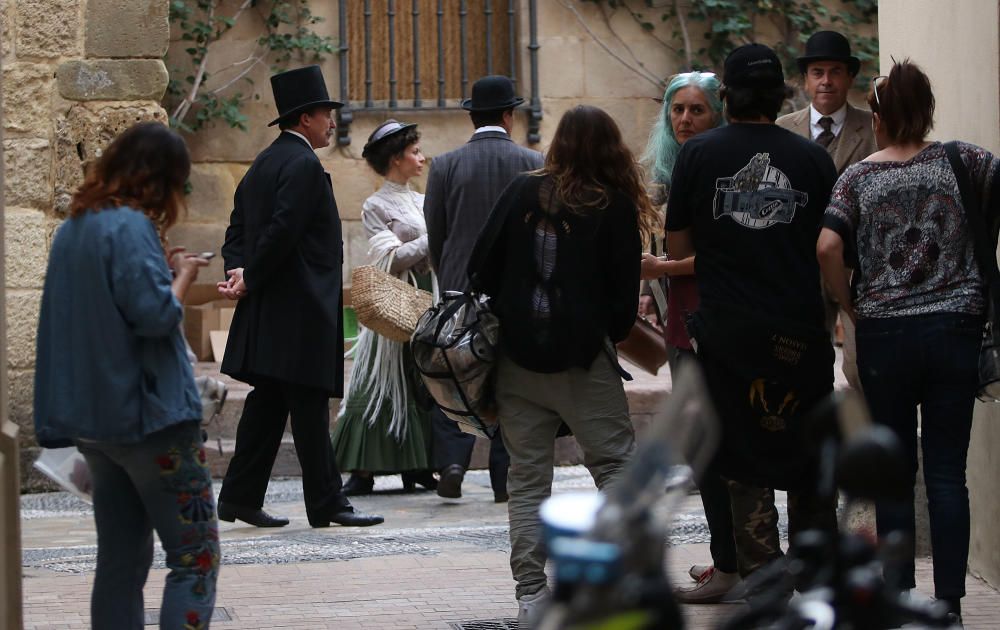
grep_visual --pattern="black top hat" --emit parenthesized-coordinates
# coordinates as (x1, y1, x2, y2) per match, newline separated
(724, 44, 785, 89)
(796, 31, 861, 76)
(461, 75, 524, 112)
(268, 65, 343, 127)
(361, 119, 418, 158)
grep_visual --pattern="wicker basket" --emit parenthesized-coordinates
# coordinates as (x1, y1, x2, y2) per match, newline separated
(350, 264, 434, 342)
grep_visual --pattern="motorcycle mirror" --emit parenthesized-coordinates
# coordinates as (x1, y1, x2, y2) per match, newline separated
(835, 424, 909, 501)
(598, 362, 720, 523)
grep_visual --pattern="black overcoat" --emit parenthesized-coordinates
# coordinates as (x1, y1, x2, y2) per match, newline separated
(221, 133, 345, 397)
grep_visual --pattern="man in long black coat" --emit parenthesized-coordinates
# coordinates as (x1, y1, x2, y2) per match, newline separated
(216, 65, 382, 528)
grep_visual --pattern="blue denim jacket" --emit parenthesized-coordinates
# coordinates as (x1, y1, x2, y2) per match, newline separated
(34, 207, 202, 447)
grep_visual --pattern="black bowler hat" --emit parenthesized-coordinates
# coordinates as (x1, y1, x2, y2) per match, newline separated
(461, 75, 524, 111)
(796, 31, 861, 76)
(268, 65, 343, 127)
(723, 44, 785, 89)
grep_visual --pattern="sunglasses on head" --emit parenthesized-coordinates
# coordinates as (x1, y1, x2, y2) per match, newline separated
(871, 75, 888, 109)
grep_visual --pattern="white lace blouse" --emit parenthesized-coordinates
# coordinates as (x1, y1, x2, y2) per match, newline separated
(361, 180, 430, 275)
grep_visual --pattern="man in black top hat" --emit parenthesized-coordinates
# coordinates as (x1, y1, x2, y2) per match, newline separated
(423, 75, 542, 502)
(662, 43, 838, 589)
(777, 30, 876, 391)
(216, 65, 383, 529)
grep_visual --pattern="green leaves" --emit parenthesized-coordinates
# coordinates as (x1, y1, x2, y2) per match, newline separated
(587, 0, 877, 79)
(164, 0, 334, 133)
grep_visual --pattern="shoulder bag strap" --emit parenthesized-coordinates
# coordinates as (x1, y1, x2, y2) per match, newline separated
(944, 141, 1000, 343)
(944, 142, 1000, 287)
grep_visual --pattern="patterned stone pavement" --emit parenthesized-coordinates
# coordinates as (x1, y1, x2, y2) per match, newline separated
(19, 466, 1000, 629)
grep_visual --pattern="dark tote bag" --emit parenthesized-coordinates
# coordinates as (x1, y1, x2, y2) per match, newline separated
(944, 141, 1000, 402)
(688, 306, 834, 491)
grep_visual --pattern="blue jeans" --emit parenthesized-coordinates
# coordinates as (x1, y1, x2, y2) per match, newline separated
(77, 421, 219, 630)
(856, 312, 981, 600)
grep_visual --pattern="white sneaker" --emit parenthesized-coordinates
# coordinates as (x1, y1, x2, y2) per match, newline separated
(688, 564, 713, 582)
(674, 567, 742, 604)
(517, 586, 551, 629)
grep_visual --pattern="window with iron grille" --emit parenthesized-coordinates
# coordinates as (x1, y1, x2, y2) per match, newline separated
(335, 0, 541, 145)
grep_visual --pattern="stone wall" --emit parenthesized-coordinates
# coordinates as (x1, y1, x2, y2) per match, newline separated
(2, 0, 171, 490)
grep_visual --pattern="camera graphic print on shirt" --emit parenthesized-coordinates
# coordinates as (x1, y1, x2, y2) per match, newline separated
(713, 153, 808, 229)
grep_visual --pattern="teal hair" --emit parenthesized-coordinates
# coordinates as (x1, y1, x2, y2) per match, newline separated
(642, 72, 724, 187)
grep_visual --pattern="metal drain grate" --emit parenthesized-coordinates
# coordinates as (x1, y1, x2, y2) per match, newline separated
(449, 619, 518, 630)
(144, 607, 232, 625)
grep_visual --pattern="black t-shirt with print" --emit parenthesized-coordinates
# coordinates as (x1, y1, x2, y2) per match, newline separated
(666, 123, 838, 329)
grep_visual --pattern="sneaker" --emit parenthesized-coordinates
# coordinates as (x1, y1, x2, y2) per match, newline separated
(517, 586, 551, 629)
(674, 567, 742, 604)
(688, 564, 712, 582)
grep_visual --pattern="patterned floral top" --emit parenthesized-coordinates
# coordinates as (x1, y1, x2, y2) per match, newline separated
(824, 141, 999, 319)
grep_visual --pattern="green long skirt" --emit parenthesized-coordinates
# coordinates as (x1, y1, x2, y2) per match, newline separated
(331, 336, 434, 474)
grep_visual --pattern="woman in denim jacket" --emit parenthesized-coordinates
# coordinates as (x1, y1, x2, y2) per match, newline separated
(34, 122, 218, 630)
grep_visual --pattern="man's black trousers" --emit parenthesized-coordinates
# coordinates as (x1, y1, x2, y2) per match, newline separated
(218, 379, 350, 516)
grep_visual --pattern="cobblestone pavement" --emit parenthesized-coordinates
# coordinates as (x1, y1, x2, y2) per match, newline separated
(21, 466, 1000, 629)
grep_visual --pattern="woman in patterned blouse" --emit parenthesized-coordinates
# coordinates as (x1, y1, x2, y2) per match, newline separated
(817, 59, 1000, 624)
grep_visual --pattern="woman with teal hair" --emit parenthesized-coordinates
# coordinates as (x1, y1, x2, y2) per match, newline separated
(639, 71, 740, 604)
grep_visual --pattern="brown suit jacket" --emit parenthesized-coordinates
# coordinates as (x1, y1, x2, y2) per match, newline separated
(777, 103, 877, 175)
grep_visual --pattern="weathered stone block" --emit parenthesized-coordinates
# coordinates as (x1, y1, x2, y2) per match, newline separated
(581, 40, 674, 100)
(185, 163, 246, 224)
(186, 100, 284, 163)
(1, 1, 13, 59)
(342, 219, 368, 284)
(3, 138, 51, 209)
(86, 0, 169, 58)
(16, 0, 82, 58)
(5, 208, 50, 289)
(164, 222, 227, 279)
(537, 38, 586, 99)
(7, 290, 42, 370)
(53, 103, 167, 214)
(323, 156, 381, 222)
(9, 369, 35, 446)
(2, 63, 54, 135)
(57, 59, 169, 102)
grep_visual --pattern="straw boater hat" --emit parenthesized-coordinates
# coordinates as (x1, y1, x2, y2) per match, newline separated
(361, 120, 418, 159)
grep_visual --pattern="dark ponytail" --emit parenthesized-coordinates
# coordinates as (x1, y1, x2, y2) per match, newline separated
(867, 59, 935, 145)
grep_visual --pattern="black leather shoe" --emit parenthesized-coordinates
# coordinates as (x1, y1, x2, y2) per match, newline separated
(308, 508, 384, 528)
(342, 473, 375, 496)
(401, 470, 438, 492)
(437, 464, 465, 499)
(217, 501, 289, 528)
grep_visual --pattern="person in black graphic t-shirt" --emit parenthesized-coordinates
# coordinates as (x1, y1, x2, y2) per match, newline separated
(661, 44, 838, 587)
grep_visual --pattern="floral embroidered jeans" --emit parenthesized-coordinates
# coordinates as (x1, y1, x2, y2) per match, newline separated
(77, 420, 220, 630)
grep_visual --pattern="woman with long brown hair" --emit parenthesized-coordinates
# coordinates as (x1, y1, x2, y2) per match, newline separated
(34, 121, 219, 629)
(470, 104, 656, 628)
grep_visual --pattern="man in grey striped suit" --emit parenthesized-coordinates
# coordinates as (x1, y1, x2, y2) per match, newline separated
(424, 75, 543, 502)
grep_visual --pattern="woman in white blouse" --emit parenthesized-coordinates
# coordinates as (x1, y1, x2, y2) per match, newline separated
(332, 120, 438, 495)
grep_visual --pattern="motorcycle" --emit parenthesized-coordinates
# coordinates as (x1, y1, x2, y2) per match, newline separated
(536, 365, 961, 629)
(536, 363, 720, 630)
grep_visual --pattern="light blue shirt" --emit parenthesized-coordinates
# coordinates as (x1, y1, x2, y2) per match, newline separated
(34, 206, 202, 447)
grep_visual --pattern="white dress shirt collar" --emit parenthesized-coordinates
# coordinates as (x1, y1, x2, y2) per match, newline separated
(473, 125, 508, 135)
(809, 103, 848, 141)
(282, 129, 313, 148)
